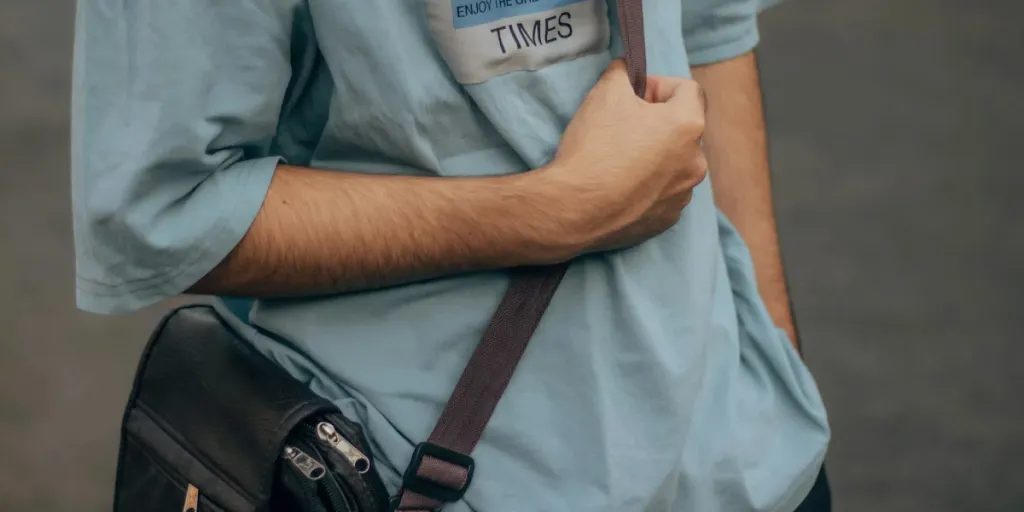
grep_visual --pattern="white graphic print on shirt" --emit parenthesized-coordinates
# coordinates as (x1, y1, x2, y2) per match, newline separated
(425, 0, 611, 84)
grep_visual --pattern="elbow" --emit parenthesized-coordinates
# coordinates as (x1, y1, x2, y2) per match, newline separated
(73, 156, 278, 314)
(72, 167, 218, 313)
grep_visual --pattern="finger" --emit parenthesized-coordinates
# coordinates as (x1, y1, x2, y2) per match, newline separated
(644, 75, 688, 103)
(664, 79, 705, 112)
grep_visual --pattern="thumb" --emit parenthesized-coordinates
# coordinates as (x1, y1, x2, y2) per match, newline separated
(596, 58, 636, 93)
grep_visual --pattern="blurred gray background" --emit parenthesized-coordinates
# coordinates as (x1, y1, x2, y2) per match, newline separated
(1, 0, 1022, 510)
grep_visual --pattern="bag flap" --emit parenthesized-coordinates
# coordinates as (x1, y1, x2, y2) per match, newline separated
(121, 304, 335, 508)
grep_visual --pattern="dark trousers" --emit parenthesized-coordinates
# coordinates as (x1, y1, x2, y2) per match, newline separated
(795, 468, 832, 511)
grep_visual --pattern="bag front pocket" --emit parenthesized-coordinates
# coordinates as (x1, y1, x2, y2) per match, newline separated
(115, 407, 254, 511)
(424, 0, 611, 84)
(116, 437, 226, 512)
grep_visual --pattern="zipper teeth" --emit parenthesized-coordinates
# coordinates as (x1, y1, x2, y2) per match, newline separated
(299, 440, 351, 512)
(319, 472, 352, 512)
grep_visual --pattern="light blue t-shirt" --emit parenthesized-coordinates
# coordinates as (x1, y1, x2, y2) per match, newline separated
(72, 0, 829, 510)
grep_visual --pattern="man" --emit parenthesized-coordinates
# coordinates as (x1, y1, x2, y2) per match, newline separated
(72, 0, 830, 510)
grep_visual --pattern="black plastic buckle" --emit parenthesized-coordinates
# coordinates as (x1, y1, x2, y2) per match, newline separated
(399, 442, 475, 504)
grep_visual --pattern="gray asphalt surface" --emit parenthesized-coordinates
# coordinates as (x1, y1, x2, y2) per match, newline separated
(1, 0, 1021, 510)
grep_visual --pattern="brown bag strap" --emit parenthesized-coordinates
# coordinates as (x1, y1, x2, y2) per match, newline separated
(395, 2, 647, 509)
(617, 0, 648, 99)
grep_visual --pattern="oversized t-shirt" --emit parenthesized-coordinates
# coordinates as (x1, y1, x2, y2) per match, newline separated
(72, 0, 830, 510)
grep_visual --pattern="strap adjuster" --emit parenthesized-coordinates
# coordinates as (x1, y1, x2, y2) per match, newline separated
(400, 442, 475, 504)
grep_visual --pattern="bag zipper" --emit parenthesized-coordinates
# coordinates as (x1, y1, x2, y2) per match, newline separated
(300, 416, 390, 510)
(281, 445, 324, 510)
(316, 415, 391, 510)
(283, 445, 327, 480)
(283, 443, 352, 512)
(315, 421, 371, 474)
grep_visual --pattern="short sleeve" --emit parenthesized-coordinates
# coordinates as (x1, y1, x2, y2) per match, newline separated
(71, 0, 306, 313)
(681, 0, 781, 66)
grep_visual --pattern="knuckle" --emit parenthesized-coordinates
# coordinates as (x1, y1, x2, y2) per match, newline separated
(685, 80, 707, 118)
(670, 115, 703, 139)
(678, 190, 694, 208)
(671, 105, 705, 134)
(690, 154, 709, 183)
(678, 79, 703, 100)
(692, 166, 709, 185)
(680, 153, 707, 183)
(675, 109, 704, 129)
(691, 115, 706, 134)
(694, 82, 707, 113)
(693, 153, 708, 174)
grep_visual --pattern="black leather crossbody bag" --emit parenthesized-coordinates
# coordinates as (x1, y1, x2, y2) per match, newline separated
(115, 304, 391, 512)
(112, 2, 647, 511)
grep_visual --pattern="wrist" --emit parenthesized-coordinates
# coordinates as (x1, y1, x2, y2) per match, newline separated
(511, 163, 593, 264)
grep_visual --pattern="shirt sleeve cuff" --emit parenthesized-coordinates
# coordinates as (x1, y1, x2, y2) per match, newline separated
(75, 156, 279, 314)
(686, 19, 761, 66)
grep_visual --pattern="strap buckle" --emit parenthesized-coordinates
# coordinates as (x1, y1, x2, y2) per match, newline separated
(399, 442, 475, 504)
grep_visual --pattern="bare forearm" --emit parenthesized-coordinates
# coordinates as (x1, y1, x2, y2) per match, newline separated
(188, 61, 711, 301)
(692, 51, 798, 349)
(190, 165, 570, 298)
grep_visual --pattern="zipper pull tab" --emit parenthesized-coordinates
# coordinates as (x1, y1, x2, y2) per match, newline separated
(316, 422, 371, 474)
(283, 445, 327, 480)
(181, 483, 200, 512)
